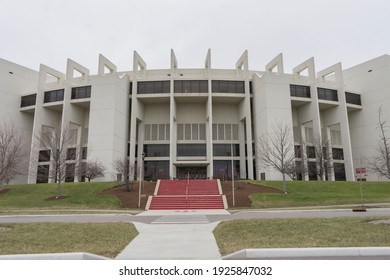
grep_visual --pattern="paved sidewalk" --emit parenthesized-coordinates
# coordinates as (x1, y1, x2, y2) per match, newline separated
(115, 222, 222, 260)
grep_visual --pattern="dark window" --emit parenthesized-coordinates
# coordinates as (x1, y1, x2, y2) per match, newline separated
(44, 89, 64, 103)
(66, 148, 76, 160)
(137, 81, 170, 94)
(308, 162, 317, 180)
(71, 86, 91, 99)
(249, 81, 253, 94)
(212, 80, 245, 93)
(345, 92, 362, 105)
(65, 163, 75, 182)
(307, 146, 316, 158)
(82, 147, 87, 160)
(37, 165, 49, 183)
(129, 82, 133, 95)
(334, 163, 346, 181)
(294, 145, 301, 158)
(144, 144, 170, 157)
(317, 87, 338, 101)
(213, 144, 240, 156)
(332, 148, 344, 160)
(38, 150, 51, 162)
(213, 160, 240, 180)
(290, 84, 311, 98)
(174, 80, 208, 93)
(21, 94, 37, 107)
(177, 144, 206, 157)
(144, 160, 169, 180)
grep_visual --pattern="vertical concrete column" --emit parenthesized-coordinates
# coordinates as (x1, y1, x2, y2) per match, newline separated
(205, 49, 213, 179)
(169, 49, 178, 179)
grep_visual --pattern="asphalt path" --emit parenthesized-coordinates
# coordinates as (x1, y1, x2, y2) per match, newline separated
(1, 208, 390, 224)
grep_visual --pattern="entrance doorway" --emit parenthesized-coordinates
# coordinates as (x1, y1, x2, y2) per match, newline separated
(176, 166, 207, 180)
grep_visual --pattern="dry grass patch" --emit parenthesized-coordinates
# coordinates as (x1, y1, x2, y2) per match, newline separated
(0, 222, 138, 258)
(214, 216, 390, 256)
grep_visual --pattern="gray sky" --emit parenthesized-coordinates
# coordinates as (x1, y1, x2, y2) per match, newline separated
(1, 0, 389, 74)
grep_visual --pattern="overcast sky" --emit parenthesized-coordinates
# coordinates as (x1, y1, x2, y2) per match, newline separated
(1, 0, 389, 74)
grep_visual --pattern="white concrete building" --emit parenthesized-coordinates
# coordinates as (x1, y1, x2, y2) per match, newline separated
(1, 51, 389, 184)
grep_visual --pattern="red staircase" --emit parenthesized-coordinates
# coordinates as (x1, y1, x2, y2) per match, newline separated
(148, 180, 225, 210)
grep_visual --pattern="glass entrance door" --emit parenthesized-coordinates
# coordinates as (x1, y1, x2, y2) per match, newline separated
(176, 166, 207, 180)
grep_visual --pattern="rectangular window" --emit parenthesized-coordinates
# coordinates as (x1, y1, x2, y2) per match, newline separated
(177, 144, 206, 157)
(65, 163, 75, 182)
(199, 124, 206, 140)
(184, 124, 191, 140)
(44, 89, 64, 103)
(317, 87, 338, 101)
(144, 144, 170, 157)
(332, 148, 344, 160)
(334, 163, 346, 181)
(177, 124, 184, 140)
(137, 81, 170, 94)
(212, 124, 218, 140)
(71, 86, 91, 99)
(67, 148, 77, 160)
(294, 145, 301, 158)
(290, 84, 311, 98)
(166, 124, 170, 140)
(192, 124, 198, 140)
(212, 80, 245, 93)
(151, 124, 158, 140)
(218, 124, 224, 140)
(174, 80, 208, 93)
(21, 94, 37, 107)
(213, 144, 240, 156)
(38, 150, 51, 162)
(232, 124, 239, 140)
(144, 124, 151, 141)
(225, 124, 232, 140)
(345, 92, 362, 105)
(82, 147, 87, 160)
(306, 146, 316, 158)
(158, 124, 165, 140)
(37, 165, 49, 183)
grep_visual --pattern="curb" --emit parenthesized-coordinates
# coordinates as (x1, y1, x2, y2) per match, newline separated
(223, 247, 390, 260)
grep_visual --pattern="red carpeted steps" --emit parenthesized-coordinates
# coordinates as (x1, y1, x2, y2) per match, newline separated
(148, 180, 226, 210)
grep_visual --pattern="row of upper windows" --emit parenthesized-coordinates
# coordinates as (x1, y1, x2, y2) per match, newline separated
(290, 84, 361, 105)
(20, 86, 92, 107)
(133, 80, 246, 94)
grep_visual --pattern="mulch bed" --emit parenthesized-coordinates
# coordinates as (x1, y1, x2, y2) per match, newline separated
(0, 188, 10, 195)
(101, 181, 282, 209)
(100, 181, 156, 209)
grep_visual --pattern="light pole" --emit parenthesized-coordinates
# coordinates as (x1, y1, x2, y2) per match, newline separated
(231, 127, 235, 207)
(138, 152, 146, 208)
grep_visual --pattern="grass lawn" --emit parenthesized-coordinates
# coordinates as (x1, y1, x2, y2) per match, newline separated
(249, 181, 390, 208)
(214, 216, 390, 256)
(0, 222, 137, 258)
(0, 182, 122, 210)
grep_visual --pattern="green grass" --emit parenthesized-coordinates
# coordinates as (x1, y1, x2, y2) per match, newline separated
(214, 216, 390, 256)
(249, 181, 390, 208)
(0, 182, 122, 210)
(0, 222, 138, 258)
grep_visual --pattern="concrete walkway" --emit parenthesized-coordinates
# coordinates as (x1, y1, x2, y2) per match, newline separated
(115, 210, 229, 259)
(115, 222, 222, 260)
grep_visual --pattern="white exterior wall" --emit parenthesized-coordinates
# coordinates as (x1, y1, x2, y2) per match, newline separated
(0, 59, 38, 184)
(1, 52, 390, 185)
(344, 55, 390, 181)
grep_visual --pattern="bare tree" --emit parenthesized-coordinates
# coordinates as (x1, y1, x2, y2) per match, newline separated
(368, 106, 390, 179)
(79, 159, 105, 182)
(113, 157, 134, 191)
(0, 121, 26, 186)
(312, 134, 333, 180)
(257, 123, 296, 194)
(36, 125, 77, 198)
